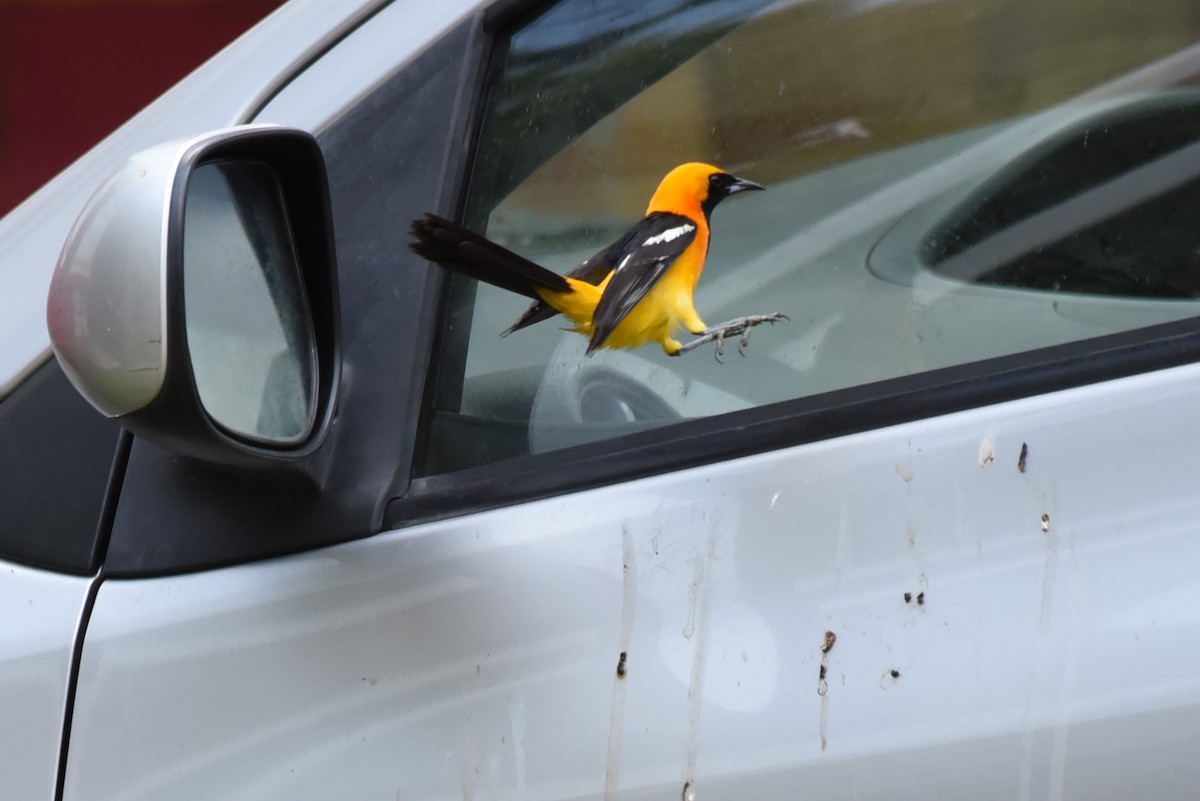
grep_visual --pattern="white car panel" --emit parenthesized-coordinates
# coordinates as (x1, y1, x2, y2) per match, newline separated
(0, 568, 93, 800)
(255, 0, 487, 132)
(65, 359, 1200, 800)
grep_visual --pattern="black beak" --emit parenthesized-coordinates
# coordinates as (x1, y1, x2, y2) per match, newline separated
(704, 172, 766, 216)
(726, 175, 765, 195)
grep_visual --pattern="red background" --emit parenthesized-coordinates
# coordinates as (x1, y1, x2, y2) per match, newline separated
(0, 0, 281, 217)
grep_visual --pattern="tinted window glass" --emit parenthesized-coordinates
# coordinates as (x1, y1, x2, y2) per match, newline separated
(920, 95, 1200, 297)
(422, 0, 1200, 475)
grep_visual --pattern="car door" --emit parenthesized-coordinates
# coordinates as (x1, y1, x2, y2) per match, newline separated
(61, 0, 1200, 800)
(0, 356, 125, 800)
(0, 2, 440, 798)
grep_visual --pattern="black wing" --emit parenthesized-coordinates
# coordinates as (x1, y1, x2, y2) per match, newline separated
(587, 212, 698, 353)
(502, 223, 654, 335)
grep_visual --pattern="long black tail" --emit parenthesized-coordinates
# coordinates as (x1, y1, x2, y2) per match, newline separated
(409, 214, 570, 301)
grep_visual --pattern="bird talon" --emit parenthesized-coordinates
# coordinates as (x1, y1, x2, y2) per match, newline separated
(738, 326, 754, 356)
(676, 310, 787, 359)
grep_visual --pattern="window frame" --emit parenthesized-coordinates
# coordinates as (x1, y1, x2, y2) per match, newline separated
(387, 0, 1200, 528)
(101, 9, 491, 578)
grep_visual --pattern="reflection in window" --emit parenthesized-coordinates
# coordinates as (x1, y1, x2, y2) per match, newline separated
(422, 0, 1200, 475)
(183, 160, 316, 444)
(921, 94, 1200, 298)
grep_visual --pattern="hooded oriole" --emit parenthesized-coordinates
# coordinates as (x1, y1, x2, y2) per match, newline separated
(410, 162, 785, 357)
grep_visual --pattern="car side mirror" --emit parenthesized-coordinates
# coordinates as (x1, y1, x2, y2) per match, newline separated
(46, 125, 340, 467)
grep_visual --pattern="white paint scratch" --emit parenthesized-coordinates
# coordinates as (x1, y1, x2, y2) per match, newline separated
(819, 691, 829, 752)
(510, 695, 526, 795)
(1047, 551, 1081, 801)
(1040, 493, 1059, 629)
(604, 525, 638, 801)
(979, 438, 996, 468)
(683, 539, 715, 795)
(817, 632, 835, 751)
(683, 558, 702, 640)
(1041, 529, 1057, 631)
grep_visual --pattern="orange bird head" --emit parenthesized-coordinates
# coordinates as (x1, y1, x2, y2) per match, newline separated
(645, 162, 765, 219)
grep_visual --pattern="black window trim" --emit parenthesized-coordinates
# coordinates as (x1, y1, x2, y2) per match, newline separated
(388, 0, 1200, 528)
(391, 315, 1200, 528)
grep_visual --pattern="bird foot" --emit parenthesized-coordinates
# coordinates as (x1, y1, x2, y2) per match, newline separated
(676, 313, 789, 362)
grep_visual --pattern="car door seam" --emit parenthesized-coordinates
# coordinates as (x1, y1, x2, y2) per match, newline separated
(53, 571, 104, 801)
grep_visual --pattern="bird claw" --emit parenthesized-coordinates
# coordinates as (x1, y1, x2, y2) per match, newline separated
(714, 331, 727, 363)
(677, 312, 788, 360)
(737, 325, 756, 357)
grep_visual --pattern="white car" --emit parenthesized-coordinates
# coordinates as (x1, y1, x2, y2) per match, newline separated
(5, 0, 1200, 798)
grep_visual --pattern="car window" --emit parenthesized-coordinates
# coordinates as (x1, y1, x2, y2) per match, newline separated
(419, 0, 1200, 476)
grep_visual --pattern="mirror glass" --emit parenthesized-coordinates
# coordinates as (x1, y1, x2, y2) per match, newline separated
(183, 160, 316, 444)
